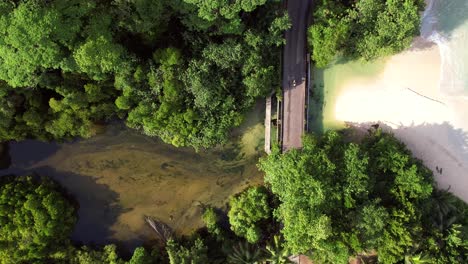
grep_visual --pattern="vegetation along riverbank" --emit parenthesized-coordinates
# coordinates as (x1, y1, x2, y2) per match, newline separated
(0, 0, 466, 263)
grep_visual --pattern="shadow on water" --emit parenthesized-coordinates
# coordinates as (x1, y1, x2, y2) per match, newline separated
(0, 102, 266, 252)
(309, 68, 325, 134)
(8, 140, 59, 168)
(0, 164, 127, 247)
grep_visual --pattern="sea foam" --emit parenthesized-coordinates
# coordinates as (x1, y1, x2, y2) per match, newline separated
(421, 0, 468, 97)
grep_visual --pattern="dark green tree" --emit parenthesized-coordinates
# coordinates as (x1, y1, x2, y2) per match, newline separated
(0, 0, 286, 149)
(309, 0, 424, 67)
(0, 0, 95, 87)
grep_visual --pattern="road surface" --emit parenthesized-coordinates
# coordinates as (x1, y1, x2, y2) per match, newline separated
(282, 0, 312, 151)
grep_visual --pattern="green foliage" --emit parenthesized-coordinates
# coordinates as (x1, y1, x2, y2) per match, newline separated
(258, 134, 336, 253)
(166, 238, 208, 264)
(202, 207, 222, 237)
(179, 0, 266, 34)
(420, 190, 468, 263)
(0, 0, 285, 148)
(71, 245, 125, 264)
(0, 175, 76, 264)
(74, 36, 126, 80)
(0, 0, 94, 87)
(226, 241, 263, 264)
(258, 130, 465, 263)
(308, 1, 350, 68)
(264, 236, 292, 264)
(436, 224, 468, 262)
(128, 247, 154, 264)
(228, 187, 271, 243)
(309, 0, 424, 67)
(112, 0, 169, 41)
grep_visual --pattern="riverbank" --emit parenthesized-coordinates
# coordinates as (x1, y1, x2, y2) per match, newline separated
(1, 102, 266, 251)
(321, 40, 468, 202)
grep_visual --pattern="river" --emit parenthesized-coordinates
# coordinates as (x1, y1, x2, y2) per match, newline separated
(0, 102, 266, 251)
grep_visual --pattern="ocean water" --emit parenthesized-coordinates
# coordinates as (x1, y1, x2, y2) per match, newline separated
(422, 0, 468, 97)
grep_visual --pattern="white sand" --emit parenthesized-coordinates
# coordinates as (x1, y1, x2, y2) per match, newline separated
(333, 42, 468, 202)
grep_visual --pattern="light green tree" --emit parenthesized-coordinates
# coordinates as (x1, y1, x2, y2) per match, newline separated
(0, 175, 76, 264)
(166, 238, 208, 264)
(228, 187, 271, 243)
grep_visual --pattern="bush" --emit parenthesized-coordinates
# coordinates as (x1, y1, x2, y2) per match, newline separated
(202, 207, 222, 237)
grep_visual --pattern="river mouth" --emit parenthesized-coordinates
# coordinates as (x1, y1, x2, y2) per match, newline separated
(1, 102, 265, 251)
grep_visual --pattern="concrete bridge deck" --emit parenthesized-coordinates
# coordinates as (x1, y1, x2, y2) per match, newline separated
(281, 0, 312, 151)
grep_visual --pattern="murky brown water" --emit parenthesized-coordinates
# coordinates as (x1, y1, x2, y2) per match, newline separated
(2, 103, 265, 250)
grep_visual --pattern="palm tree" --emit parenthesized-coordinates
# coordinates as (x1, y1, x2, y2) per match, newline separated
(428, 189, 459, 232)
(227, 241, 264, 264)
(264, 235, 293, 264)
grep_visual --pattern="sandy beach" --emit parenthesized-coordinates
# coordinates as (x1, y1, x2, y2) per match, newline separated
(331, 41, 468, 202)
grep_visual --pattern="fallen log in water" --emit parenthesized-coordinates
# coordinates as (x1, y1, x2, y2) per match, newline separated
(145, 216, 174, 243)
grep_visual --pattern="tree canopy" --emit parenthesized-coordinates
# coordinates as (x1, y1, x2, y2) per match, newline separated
(0, 0, 289, 148)
(0, 175, 76, 264)
(308, 0, 424, 68)
(258, 130, 468, 263)
(228, 186, 272, 243)
(1, 129, 467, 263)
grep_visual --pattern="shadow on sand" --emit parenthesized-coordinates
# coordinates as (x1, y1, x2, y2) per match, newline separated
(349, 121, 468, 202)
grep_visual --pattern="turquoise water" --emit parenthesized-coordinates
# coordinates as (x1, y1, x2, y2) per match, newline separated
(422, 0, 468, 96)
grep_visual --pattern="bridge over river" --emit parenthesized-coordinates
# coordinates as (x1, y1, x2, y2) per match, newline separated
(281, 0, 312, 151)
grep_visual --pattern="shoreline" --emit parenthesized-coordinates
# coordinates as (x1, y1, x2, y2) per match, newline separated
(329, 42, 468, 202)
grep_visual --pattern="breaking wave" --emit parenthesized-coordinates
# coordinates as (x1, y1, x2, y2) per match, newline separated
(421, 0, 468, 97)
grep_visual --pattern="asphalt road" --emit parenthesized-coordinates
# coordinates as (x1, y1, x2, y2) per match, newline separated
(282, 0, 312, 151)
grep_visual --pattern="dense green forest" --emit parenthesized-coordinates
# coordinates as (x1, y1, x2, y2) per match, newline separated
(2, 130, 467, 263)
(308, 0, 425, 67)
(1, 0, 467, 263)
(259, 130, 468, 263)
(0, 0, 289, 148)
